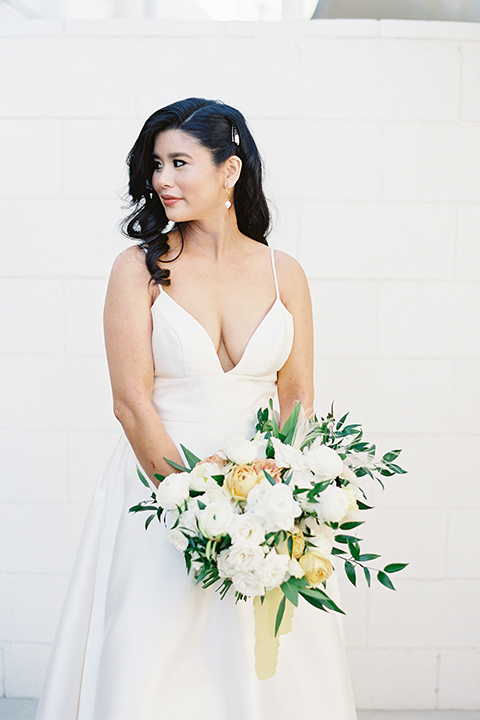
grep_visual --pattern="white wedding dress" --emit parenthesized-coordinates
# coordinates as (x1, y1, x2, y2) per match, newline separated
(36, 248, 358, 720)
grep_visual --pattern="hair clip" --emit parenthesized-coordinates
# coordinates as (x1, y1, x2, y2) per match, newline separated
(231, 124, 240, 146)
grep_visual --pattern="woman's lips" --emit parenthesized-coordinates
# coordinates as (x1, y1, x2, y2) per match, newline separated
(161, 196, 182, 206)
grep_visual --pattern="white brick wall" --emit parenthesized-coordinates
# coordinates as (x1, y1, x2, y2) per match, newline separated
(0, 17, 479, 710)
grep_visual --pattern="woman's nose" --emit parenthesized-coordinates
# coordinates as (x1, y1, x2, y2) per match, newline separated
(159, 168, 174, 188)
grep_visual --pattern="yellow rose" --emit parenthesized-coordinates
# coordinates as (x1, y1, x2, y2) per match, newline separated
(276, 528, 306, 559)
(224, 464, 262, 500)
(298, 550, 333, 586)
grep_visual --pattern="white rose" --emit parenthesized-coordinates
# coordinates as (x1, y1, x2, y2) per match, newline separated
(249, 482, 302, 532)
(230, 512, 265, 546)
(317, 484, 350, 523)
(308, 531, 333, 557)
(291, 468, 315, 490)
(288, 557, 305, 579)
(197, 500, 234, 538)
(259, 551, 289, 591)
(167, 528, 189, 552)
(305, 445, 344, 481)
(231, 571, 265, 598)
(340, 462, 359, 486)
(271, 437, 308, 472)
(223, 436, 260, 465)
(188, 463, 223, 492)
(155, 472, 191, 510)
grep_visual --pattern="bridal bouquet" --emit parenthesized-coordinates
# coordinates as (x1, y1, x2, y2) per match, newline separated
(130, 400, 407, 678)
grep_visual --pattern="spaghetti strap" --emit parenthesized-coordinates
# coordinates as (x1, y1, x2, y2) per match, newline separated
(270, 247, 279, 300)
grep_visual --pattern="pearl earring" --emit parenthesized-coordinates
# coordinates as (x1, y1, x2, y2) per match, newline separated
(225, 187, 232, 209)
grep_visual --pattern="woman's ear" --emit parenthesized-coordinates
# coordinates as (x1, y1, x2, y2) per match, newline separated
(224, 155, 242, 187)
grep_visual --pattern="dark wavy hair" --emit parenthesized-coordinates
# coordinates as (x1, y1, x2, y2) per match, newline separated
(122, 97, 271, 286)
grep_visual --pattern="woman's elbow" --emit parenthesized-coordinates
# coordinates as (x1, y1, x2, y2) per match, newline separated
(112, 391, 152, 426)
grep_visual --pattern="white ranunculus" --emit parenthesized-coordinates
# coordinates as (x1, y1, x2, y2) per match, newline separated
(155, 472, 191, 510)
(223, 436, 259, 465)
(231, 570, 265, 598)
(230, 512, 265, 546)
(271, 437, 308, 472)
(288, 557, 305, 579)
(249, 482, 302, 532)
(197, 501, 234, 538)
(203, 482, 231, 504)
(259, 550, 289, 591)
(178, 508, 198, 533)
(304, 445, 344, 481)
(317, 484, 350, 523)
(227, 544, 265, 574)
(188, 463, 223, 492)
(167, 528, 189, 552)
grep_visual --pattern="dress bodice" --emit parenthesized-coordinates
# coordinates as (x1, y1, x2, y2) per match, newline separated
(149, 247, 294, 426)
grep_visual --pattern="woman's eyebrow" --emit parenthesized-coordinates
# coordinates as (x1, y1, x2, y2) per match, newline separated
(152, 152, 193, 160)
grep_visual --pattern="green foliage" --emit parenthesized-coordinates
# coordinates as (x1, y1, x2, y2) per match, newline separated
(136, 467, 150, 488)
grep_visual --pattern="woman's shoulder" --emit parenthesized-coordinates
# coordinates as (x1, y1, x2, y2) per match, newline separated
(271, 248, 308, 283)
(108, 245, 154, 298)
(270, 248, 310, 308)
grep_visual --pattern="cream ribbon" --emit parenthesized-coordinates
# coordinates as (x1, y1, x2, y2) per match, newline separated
(253, 588, 294, 680)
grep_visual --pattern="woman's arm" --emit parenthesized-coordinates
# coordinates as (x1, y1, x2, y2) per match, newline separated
(274, 250, 315, 427)
(103, 246, 184, 485)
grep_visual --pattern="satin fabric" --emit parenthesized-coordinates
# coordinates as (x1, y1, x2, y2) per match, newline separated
(36, 248, 358, 719)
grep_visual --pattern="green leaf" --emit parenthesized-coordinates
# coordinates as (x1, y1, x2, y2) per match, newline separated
(377, 570, 396, 590)
(358, 553, 381, 562)
(347, 537, 360, 561)
(145, 514, 156, 530)
(382, 449, 402, 462)
(280, 580, 299, 607)
(264, 470, 277, 486)
(129, 504, 155, 513)
(363, 566, 371, 587)
(136, 466, 150, 488)
(357, 500, 374, 510)
(281, 402, 301, 445)
(163, 457, 190, 472)
(334, 534, 360, 545)
(344, 560, 356, 586)
(287, 535, 293, 557)
(153, 473, 165, 483)
(383, 562, 409, 573)
(299, 587, 346, 615)
(274, 595, 287, 636)
(180, 444, 201, 470)
(340, 521, 365, 530)
(387, 462, 407, 474)
(331, 547, 347, 555)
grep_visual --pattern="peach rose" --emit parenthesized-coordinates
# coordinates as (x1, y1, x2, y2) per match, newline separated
(197, 453, 229, 468)
(224, 464, 262, 500)
(276, 528, 306, 559)
(298, 550, 333, 586)
(251, 458, 283, 481)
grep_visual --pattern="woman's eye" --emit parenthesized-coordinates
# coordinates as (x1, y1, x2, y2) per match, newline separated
(153, 161, 162, 171)
(173, 159, 186, 168)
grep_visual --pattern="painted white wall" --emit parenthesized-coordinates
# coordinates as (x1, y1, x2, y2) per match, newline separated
(0, 17, 479, 710)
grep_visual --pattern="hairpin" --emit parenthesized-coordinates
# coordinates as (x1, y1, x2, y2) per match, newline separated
(231, 124, 240, 146)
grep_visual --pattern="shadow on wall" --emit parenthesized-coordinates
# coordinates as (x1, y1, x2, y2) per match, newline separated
(312, 0, 480, 21)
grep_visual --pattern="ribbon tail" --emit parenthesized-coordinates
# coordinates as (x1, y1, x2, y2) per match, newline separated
(253, 588, 294, 680)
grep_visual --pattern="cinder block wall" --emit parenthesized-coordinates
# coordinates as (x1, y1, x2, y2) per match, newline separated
(0, 18, 479, 710)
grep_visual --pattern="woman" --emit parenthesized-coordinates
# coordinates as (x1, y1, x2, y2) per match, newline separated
(36, 98, 358, 720)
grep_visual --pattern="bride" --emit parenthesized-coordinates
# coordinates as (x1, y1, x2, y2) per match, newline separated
(36, 98, 357, 719)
